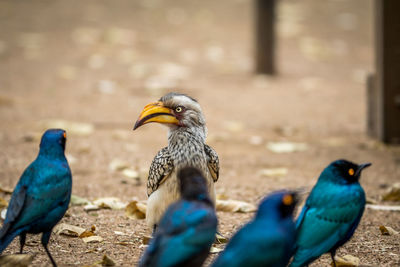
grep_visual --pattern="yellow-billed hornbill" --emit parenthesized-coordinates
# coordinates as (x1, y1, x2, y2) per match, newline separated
(133, 92, 219, 230)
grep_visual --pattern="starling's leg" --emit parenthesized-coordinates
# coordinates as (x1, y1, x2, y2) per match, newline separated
(330, 251, 337, 267)
(19, 232, 26, 254)
(41, 231, 57, 267)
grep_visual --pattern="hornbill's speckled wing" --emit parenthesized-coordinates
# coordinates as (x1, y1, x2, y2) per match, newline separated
(147, 146, 174, 196)
(205, 144, 219, 182)
(147, 144, 219, 196)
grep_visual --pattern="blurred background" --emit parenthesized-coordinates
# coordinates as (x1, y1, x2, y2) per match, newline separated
(0, 0, 399, 266)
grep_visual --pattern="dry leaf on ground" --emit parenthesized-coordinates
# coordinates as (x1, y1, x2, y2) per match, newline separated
(142, 235, 152, 245)
(0, 254, 35, 267)
(382, 183, 400, 202)
(209, 246, 224, 254)
(98, 254, 116, 266)
(115, 241, 135, 246)
(79, 225, 97, 238)
(366, 197, 377, 204)
(136, 202, 147, 214)
(84, 204, 101, 212)
(215, 233, 228, 244)
(70, 195, 91, 206)
(82, 236, 103, 243)
(0, 186, 13, 194)
(332, 254, 360, 267)
(125, 200, 146, 219)
(93, 197, 127, 210)
(0, 197, 7, 209)
(80, 230, 96, 238)
(216, 199, 257, 213)
(266, 142, 308, 153)
(114, 231, 127, 236)
(379, 225, 399, 236)
(53, 223, 86, 237)
(1, 209, 6, 220)
(54, 223, 102, 243)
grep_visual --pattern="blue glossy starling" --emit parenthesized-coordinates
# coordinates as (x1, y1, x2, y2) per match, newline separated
(0, 129, 72, 267)
(289, 159, 371, 267)
(212, 191, 297, 267)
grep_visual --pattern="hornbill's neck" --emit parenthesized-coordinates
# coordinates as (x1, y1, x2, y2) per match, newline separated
(168, 125, 207, 145)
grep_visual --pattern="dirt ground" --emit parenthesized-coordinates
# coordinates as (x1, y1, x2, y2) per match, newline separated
(0, 0, 399, 266)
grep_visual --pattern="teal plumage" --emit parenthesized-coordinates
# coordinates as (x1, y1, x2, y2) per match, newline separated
(0, 129, 72, 267)
(139, 167, 217, 267)
(212, 191, 297, 267)
(289, 159, 371, 267)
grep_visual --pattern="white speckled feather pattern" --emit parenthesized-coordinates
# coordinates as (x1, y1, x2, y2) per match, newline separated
(146, 126, 219, 228)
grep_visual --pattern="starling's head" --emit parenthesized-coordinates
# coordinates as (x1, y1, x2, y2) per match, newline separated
(178, 166, 212, 205)
(257, 191, 298, 219)
(133, 92, 206, 132)
(39, 129, 67, 155)
(323, 159, 371, 184)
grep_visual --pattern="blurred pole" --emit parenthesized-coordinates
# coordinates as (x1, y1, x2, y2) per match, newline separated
(255, 0, 276, 75)
(368, 0, 400, 143)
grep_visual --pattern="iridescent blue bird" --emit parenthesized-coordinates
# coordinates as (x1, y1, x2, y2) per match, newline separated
(139, 167, 218, 267)
(212, 191, 297, 267)
(0, 129, 72, 267)
(289, 159, 371, 267)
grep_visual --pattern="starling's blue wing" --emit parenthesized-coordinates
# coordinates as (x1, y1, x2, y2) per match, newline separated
(334, 199, 365, 249)
(141, 201, 217, 267)
(291, 185, 365, 267)
(147, 147, 174, 196)
(0, 184, 27, 238)
(213, 222, 288, 267)
(3, 161, 71, 232)
(160, 205, 216, 266)
(212, 191, 297, 267)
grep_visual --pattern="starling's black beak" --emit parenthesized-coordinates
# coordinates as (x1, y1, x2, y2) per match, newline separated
(355, 162, 372, 177)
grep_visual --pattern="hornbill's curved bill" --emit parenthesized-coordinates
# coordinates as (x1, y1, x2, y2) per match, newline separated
(133, 101, 179, 130)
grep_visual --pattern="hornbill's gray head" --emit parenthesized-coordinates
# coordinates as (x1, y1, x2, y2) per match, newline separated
(133, 92, 206, 132)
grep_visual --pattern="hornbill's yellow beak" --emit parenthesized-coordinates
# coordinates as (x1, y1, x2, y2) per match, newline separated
(133, 101, 179, 130)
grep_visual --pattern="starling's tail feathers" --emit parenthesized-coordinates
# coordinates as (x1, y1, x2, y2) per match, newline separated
(0, 227, 22, 254)
(0, 222, 10, 239)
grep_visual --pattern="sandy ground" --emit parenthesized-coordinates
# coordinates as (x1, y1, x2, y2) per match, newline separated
(0, 0, 399, 266)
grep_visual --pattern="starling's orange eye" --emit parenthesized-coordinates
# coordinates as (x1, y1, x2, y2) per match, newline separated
(175, 106, 183, 113)
(282, 194, 293, 206)
(63, 132, 67, 139)
(348, 168, 354, 176)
